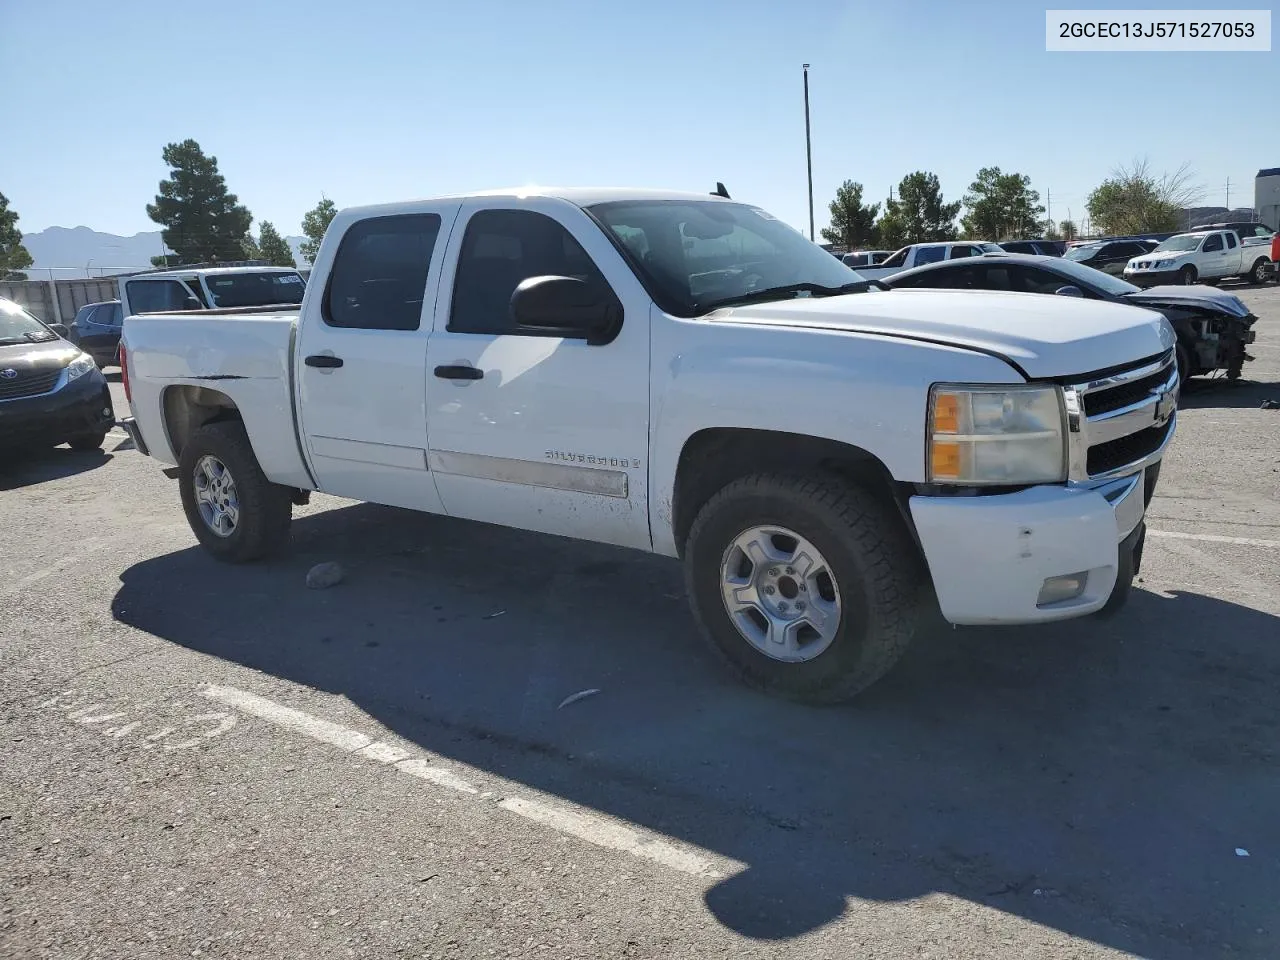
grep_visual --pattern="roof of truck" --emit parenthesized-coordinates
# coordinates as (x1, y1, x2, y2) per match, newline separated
(128, 266, 303, 280)
(339, 187, 735, 219)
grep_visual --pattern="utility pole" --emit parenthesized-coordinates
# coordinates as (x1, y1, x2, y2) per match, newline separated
(1046, 189, 1052, 236)
(803, 63, 814, 241)
(1226, 176, 1231, 210)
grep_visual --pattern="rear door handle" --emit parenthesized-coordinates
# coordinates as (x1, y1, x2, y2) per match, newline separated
(305, 354, 344, 368)
(434, 365, 483, 381)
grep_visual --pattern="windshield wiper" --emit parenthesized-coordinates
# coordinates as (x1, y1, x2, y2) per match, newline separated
(698, 281, 869, 312)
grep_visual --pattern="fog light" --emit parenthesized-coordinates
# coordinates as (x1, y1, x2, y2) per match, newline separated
(1037, 572, 1088, 607)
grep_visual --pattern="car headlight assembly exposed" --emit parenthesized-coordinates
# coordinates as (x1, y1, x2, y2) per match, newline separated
(928, 384, 1067, 485)
(65, 352, 97, 382)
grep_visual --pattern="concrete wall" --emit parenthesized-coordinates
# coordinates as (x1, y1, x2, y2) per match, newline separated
(0, 278, 120, 324)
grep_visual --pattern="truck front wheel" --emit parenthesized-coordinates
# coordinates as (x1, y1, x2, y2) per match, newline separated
(178, 421, 293, 563)
(684, 473, 922, 704)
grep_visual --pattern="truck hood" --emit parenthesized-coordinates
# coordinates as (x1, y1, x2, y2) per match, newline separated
(713, 289, 1174, 379)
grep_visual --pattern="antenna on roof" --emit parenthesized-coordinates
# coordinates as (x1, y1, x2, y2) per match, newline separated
(711, 182, 730, 199)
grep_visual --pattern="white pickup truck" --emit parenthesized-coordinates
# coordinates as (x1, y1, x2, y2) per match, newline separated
(851, 241, 1006, 281)
(1122, 229, 1274, 286)
(119, 188, 1178, 702)
(119, 266, 307, 318)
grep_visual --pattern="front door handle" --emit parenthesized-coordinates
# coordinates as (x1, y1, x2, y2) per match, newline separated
(434, 365, 484, 381)
(305, 354, 344, 368)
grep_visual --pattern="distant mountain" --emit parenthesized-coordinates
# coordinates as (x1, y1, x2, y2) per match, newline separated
(21, 226, 310, 278)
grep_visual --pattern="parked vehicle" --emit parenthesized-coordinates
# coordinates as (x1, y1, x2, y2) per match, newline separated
(1123, 230, 1273, 287)
(119, 266, 307, 319)
(852, 241, 1005, 280)
(841, 250, 894, 268)
(120, 187, 1177, 703)
(0, 297, 115, 452)
(1064, 239, 1154, 275)
(68, 300, 123, 367)
(1188, 221, 1275, 246)
(882, 253, 1257, 380)
(999, 239, 1065, 257)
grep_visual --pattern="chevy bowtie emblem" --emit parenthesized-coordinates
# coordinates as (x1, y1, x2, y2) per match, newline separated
(0, 368, 17, 380)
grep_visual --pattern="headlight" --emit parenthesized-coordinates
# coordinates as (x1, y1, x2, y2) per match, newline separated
(928, 384, 1066, 485)
(65, 352, 97, 382)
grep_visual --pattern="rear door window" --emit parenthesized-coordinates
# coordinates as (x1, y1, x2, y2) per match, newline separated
(914, 246, 947, 266)
(1225, 232, 1237, 249)
(324, 214, 442, 331)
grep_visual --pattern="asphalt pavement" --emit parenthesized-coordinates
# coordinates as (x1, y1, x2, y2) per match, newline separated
(3, 284, 1279, 959)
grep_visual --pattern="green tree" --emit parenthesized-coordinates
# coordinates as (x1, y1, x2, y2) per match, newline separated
(145, 140, 252, 264)
(1059, 219, 1077, 241)
(0, 191, 35, 279)
(1086, 158, 1201, 236)
(820, 180, 880, 250)
(299, 197, 337, 264)
(875, 172, 960, 248)
(257, 221, 297, 267)
(960, 167, 1045, 240)
(240, 233, 263, 261)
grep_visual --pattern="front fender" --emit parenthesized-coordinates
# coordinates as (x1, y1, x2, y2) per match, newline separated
(647, 312, 1025, 556)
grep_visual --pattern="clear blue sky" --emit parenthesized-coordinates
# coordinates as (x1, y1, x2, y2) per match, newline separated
(2, 0, 1275, 241)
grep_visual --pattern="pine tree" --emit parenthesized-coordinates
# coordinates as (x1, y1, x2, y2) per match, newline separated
(0, 191, 34, 279)
(258, 221, 297, 267)
(145, 140, 252, 264)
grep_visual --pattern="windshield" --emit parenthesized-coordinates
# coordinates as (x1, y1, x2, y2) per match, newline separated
(202, 271, 306, 308)
(1050, 257, 1140, 296)
(1154, 235, 1203, 253)
(1064, 244, 1103, 262)
(0, 298, 57, 344)
(586, 199, 865, 316)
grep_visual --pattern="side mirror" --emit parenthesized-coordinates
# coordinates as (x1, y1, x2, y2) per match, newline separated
(48, 323, 71, 338)
(1054, 285, 1085, 298)
(510, 276, 621, 346)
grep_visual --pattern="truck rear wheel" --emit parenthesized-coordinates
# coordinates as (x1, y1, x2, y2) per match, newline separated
(684, 473, 922, 704)
(1249, 258, 1269, 285)
(178, 421, 292, 563)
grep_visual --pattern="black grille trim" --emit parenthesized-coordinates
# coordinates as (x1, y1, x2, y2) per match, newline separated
(1083, 368, 1171, 417)
(1087, 419, 1175, 476)
(0, 369, 62, 401)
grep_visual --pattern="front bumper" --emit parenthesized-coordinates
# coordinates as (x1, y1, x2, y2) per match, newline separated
(0, 369, 115, 447)
(1124, 268, 1185, 287)
(910, 467, 1156, 625)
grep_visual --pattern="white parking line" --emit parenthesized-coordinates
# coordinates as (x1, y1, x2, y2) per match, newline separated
(1148, 529, 1280, 549)
(202, 684, 725, 879)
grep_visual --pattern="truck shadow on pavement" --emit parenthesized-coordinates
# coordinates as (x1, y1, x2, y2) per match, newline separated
(1179, 376, 1280, 410)
(111, 502, 1280, 959)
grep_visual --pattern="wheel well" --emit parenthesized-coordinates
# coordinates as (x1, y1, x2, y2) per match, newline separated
(161, 385, 243, 460)
(670, 428, 912, 557)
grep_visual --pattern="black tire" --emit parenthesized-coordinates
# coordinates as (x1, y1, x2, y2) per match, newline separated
(178, 420, 292, 563)
(67, 430, 108, 452)
(1176, 342, 1192, 382)
(1249, 259, 1269, 285)
(1179, 265, 1197, 286)
(684, 473, 923, 704)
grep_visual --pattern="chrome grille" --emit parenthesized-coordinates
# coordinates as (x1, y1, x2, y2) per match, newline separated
(1065, 352, 1178, 482)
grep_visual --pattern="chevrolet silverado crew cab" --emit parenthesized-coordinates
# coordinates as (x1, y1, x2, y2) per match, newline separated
(119, 266, 307, 318)
(1123, 229, 1274, 286)
(119, 188, 1178, 703)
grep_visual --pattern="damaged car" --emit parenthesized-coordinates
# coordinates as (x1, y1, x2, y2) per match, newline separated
(880, 253, 1257, 380)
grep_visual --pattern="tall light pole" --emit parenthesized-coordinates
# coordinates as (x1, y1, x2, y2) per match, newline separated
(803, 63, 814, 241)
